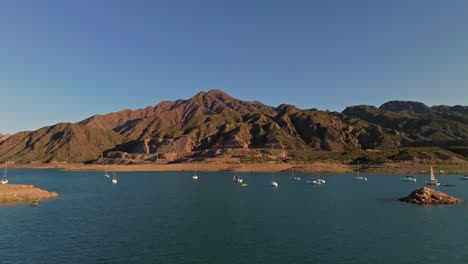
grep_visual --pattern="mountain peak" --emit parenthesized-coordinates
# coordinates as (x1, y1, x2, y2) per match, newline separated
(379, 101, 432, 114)
(192, 89, 231, 101)
(206, 89, 228, 96)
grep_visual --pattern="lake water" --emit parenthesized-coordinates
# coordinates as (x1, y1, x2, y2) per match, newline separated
(1, 169, 468, 264)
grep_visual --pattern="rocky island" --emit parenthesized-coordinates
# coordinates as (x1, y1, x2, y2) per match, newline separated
(0, 184, 58, 204)
(400, 187, 464, 205)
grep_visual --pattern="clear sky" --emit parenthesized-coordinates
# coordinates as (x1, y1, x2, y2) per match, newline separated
(1, 0, 467, 134)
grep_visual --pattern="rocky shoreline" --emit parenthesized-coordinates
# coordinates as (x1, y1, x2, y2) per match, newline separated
(0, 184, 58, 204)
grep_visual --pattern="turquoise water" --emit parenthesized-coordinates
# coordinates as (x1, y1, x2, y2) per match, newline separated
(1, 170, 468, 264)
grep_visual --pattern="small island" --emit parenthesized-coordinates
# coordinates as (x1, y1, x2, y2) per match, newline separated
(400, 187, 464, 205)
(0, 184, 58, 204)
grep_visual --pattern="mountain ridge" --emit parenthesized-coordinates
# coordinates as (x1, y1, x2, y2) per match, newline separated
(0, 90, 466, 164)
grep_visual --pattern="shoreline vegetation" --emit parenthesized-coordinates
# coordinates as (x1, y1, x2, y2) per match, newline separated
(8, 161, 467, 174)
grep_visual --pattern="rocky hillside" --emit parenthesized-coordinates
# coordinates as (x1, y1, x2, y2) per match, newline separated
(0, 123, 126, 163)
(0, 90, 466, 164)
(80, 89, 272, 139)
(0, 133, 9, 142)
(343, 101, 468, 143)
(82, 90, 406, 157)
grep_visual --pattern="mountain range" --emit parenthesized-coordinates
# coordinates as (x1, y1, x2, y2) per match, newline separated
(0, 89, 466, 164)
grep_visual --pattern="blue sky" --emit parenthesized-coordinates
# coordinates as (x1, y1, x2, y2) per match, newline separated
(1, 0, 467, 134)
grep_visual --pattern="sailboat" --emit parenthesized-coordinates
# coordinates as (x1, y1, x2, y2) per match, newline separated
(307, 177, 321, 185)
(233, 173, 243, 183)
(192, 162, 199, 180)
(425, 166, 440, 186)
(271, 173, 278, 187)
(353, 161, 367, 181)
(111, 169, 118, 184)
(1, 161, 8, 184)
(288, 167, 300, 181)
(401, 175, 416, 182)
(460, 166, 468, 180)
(316, 172, 326, 184)
(104, 162, 110, 178)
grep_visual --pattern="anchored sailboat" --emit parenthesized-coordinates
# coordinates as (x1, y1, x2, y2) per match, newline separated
(401, 175, 416, 182)
(192, 162, 199, 180)
(271, 173, 278, 187)
(307, 178, 321, 185)
(104, 162, 110, 178)
(289, 167, 300, 181)
(233, 173, 243, 183)
(316, 171, 326, 184)
(425, 166, 440, 186)
(111, 168, 118, 184)
(353, 161, 367, 181)
(1, 161, 8, 184)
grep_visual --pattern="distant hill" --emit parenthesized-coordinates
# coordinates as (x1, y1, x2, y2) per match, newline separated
(0, 123, 126, 163)
(0, 90, 466, 164)
(343, 101, 468, 143)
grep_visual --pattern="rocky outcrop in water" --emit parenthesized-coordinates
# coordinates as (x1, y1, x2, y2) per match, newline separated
(400, 187, 464, 205)
(0, 184, 58, 203)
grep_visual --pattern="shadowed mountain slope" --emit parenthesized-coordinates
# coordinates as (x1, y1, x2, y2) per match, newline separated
(343, 101, 468, 143)
(80, 89, 272, 140)
(0, 123, 126, 163)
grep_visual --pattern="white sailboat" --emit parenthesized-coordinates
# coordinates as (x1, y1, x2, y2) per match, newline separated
(1, 161, 8, 184)
(401, 175, 416, 182)
(233, 174, 243, 183)
(425, 166, 440, 186)
(192, 162, 198, 180)
(307, 178, 321, 185)
(307, 174, 325, 185)
(353, 161, 367, 181)
(461, 167, 468, 180)
(289, 167, 300, 181)
(271, 173, 278, 187)
(111, 169, 118, 184)
(316, 172, 326, 184)
(104, 162, 110, 178)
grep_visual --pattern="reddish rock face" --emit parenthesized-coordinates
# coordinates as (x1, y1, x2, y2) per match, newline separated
(400, 187, 464, 205)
